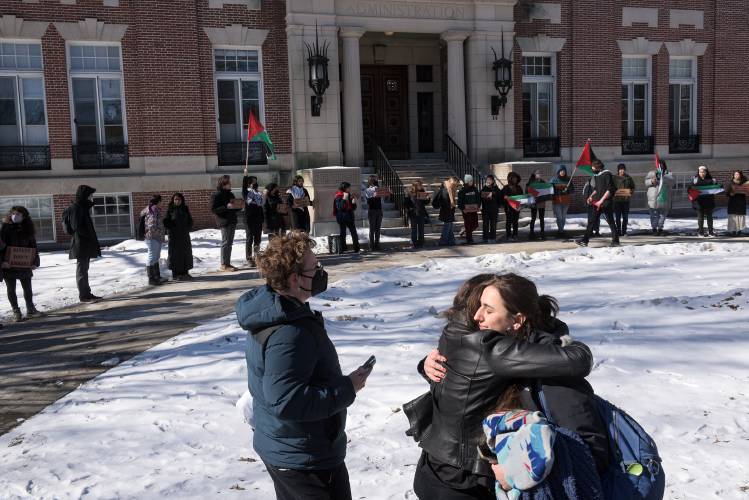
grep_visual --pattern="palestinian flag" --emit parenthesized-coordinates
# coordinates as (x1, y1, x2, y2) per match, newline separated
(506, 194, 535, 211)
(247, 111, 276, 160)
(527, 182, 554, 202)
(576, 140, 598, 175)
(655, 152, 668, 205)
(688, 184, 724, 202)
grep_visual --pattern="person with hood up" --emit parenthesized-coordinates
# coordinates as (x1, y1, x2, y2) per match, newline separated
(549, 165, 574, 238)
(67, 185, 102, 302)
(458, 174, 481, 244)
(334, 182, 360, 253)
(1, 206, 41, 322)
(140, 194, 166, 286)
(235, 231, 371, 500)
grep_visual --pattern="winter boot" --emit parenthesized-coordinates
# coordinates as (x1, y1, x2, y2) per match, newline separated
(26, 305, 42, 318)
(12, 309, 23, 322)
(154, 264, 167, 284)
(147, 265, 159, 286)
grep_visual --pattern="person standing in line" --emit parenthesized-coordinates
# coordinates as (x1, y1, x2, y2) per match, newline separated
(501, 172, 523, 242)
(693, 165, 717, 237)
(0, 206, 41, 322)
(436, 177, 459, 246)
(404, 181, 430, 249)
(480, 175, 501, 243)
(645, 159, 675, 236)
(526, 170, 549, 241)
(334, 182, 360, 253)
(67, 185, 102, 302)
(458, 175, 481, 245)
(164, 193, 194, 281)
(0, 232, 4, 329)
(582, 175, 600, 238)
(613, 163, 636, 237)
(364, 175, 384, 251)
(550, 165, 573, 238)
(287, 175, 313, 233)
(140, 195, 166, 286)
(726, 170, 747, 236)
(242, 171, 265, 267)
(211, 175, 242, 272)
(579, 160, 619, 247)
(264, 183, 286, 238)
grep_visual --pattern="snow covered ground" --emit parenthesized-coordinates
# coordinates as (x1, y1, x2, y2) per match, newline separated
(1, 241, 748, 499)
(0, 228, 406, 321)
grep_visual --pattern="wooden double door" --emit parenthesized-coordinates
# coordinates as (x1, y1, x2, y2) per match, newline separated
(360, 65, 409, 160)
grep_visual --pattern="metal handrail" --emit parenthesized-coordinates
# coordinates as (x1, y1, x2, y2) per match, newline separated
(445, 134, 483, 186)
(374, 145, 409, 225)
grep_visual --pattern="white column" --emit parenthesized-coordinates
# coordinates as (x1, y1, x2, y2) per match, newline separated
(441, 31, 470, 152)
(340, 27, 366, 167)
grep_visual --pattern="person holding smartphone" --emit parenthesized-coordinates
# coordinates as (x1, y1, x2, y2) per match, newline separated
(236, 231, 371, 500)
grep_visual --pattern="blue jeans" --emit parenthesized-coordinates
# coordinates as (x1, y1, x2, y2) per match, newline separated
(145, 238, 162, 266)
(440, 221, 455, 245)
(553, 203, 568, 232)
(649, 208, 668, 230)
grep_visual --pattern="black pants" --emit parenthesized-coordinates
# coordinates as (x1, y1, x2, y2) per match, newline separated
(368, 209, 383, 249)
(482, 210, 497, 241)
(338, 220, 360, 252)
(410, 215, 425, 247)
(613, 200, 630, 235)
(697, 207, 714, 234)
(504, 207, 519, 238)
(265, 462, 352, 500)
(244, 216, 263, 260)
(530, 206, 545, 235)
(413, 454, 494, 500)
(291, 209, 311, 233)
(76, 257, 91, 299)
(5, 275, 33, 310)
(586, 205, 601, 234)
(220, 224, 236, 266)
(582, 205, 619, 244)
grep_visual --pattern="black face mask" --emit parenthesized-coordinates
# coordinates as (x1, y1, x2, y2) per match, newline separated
(299, 265, 328, 297)
(251, 183, 259, 190)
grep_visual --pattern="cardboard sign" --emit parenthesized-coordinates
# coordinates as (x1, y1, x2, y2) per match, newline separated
(553, 183, 569, 192)
(463, 204, 480, 213)
(481, 191, 494, 199)
(375, 187, 391, 197)
(4, 246, 36, 268)
(416, 191, 429, 200)
(731, 183, 749, 195)
(615, 188, 633, 198)
(229, 198, 246, 210)
(293, 197, 310, 208)
(277, 202, 289, 215)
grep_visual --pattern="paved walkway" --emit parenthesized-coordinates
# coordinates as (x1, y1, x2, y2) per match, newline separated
(0, 231, 738, 435)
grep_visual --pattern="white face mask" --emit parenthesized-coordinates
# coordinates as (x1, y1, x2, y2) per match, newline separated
(11, 213, 23, 224)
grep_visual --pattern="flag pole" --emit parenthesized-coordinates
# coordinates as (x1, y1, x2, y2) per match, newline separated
(244, 112, 252, 175)
(566, 138, 591, 189)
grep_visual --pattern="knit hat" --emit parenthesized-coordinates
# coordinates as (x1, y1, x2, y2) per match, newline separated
(698, 165, 707, 172)
(464, 174, 473, 184)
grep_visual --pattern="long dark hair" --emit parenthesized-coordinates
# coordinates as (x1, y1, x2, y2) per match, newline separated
(216, 174, 231, 190)
(732, 170, 747, 184)
(444, 273, 495, 329)
(169, 192, 186, 210)
(3, 206, 35, 238)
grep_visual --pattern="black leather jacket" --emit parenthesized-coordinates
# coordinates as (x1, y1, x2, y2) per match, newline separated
(415, 315, 593, 478)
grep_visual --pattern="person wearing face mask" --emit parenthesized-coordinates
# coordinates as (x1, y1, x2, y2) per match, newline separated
(163, 193, 194, 281)
(242, 171, 265, 266)
(407, 274, 598, 499)
(235, 231, 371, 500)
(287, 175, 313, 233)
(1, 206, 41, 322)
(211, 175, 242, 271)
(66, 185, 102, 302)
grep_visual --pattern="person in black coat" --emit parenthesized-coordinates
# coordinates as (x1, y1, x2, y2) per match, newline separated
(333, 182, 360, 253)
(68, 185, 102, 302)
(410, 273, 600, 499)
(726, 170, 747, 236)
(404, 181, 430, 249)
(580, 160, 619, 247)
(458, 175, 481, 244)
(481, 175, 501, 243)
(693, 166, 717, 237)
(264, 183, 286, 237)
(242, 172, 265, 266)
(1, 206, 41, 322)
(526, 171, 548, 241)
(211, 175, 242, 271)
(164, 193, 194, 280)
(364, 175, 384, 251)
(501, 172, 523, 241)
(287, 175, 313, 233)
(436, 177, 459, 246)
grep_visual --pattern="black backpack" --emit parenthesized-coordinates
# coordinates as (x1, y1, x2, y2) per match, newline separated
(136, 214, 146, 241)
(61, 204, 75, 236)
(431, 188, 443, 209)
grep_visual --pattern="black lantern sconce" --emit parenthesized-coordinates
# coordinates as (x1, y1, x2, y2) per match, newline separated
(304, 24, 330, 117)
(490, 32, 513, 117)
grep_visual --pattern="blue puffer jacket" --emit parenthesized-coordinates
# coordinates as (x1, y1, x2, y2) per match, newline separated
(236, 285, 356, 470)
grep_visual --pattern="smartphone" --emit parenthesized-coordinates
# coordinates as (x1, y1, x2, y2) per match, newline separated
(362, 355, 376, 370)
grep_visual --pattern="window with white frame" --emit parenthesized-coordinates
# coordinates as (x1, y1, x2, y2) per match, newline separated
(91, 193, 132, 239)
(0, 195, 55, 242)
(68, 44, 126, 146)
(669, 57, 697, 138)
(621, 57, 651, 138)
(0, 41, 48, 148)
(214, 48, 263, 144)
(522, 55, 556, 138)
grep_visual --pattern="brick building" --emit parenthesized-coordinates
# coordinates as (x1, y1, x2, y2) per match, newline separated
(1, 0, 747, 244)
